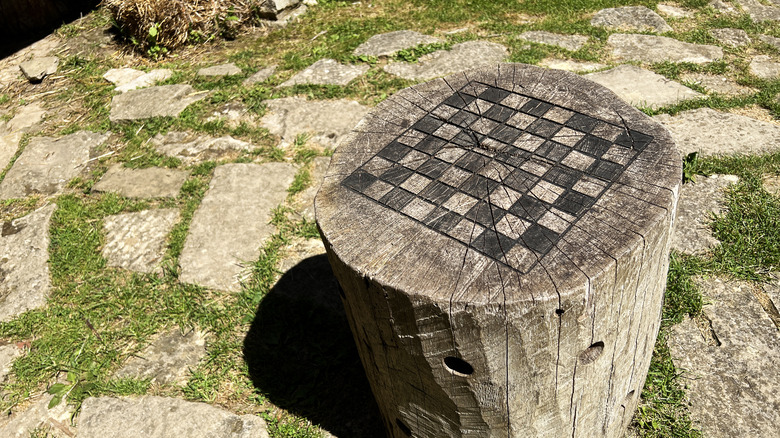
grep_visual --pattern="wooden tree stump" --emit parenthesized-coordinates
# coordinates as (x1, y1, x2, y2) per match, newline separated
(315, 63, 681, 438)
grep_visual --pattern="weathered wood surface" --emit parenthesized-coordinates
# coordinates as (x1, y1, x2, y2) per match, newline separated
(315, 63, 681, 438)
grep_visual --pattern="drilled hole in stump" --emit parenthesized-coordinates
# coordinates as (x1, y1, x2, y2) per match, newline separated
(555, 308, 564, 316)
(578, 341, 605, 365)
(396, 419, 412, 437)
(444, 356, 474, 376)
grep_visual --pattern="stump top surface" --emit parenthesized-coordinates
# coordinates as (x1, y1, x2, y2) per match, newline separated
(316, 64, 680, 304)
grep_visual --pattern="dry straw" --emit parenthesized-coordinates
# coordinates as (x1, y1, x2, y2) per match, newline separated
(103, 0, 263, 51)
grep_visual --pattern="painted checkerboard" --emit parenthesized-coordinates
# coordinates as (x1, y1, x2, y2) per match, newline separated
(340, 81, 654, 273)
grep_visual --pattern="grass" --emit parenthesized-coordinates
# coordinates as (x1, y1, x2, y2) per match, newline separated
(1, 0, 780, 436)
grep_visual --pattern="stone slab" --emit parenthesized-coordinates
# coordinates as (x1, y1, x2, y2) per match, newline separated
(607, 33, 723, 64)
(0, 34, 60, 89)
(78, 396, 269, 438)
(206, 102, 257, 128)
(591, 6, 673, 33)
(383, 40, 508, 80)
(517, 31, 588, 51)
(19, 56, 58, 82)
(0, 204, 55, 322)
(243, 65, 277, 86)
(152, 132, 254, 165)
(0, 131, 108, 200)
(353, 30, 443, 57)
(197, 63, 242, 77)
(6, 103, 45, 132)
(113, 327, 206, 385)
(279, 58, 368, 87)
(179, 163, 296, 291)
(0, 343, 23, 382)
(585, 64, 702, 109)
(735, 0, 780, 22)
(710, 28, 751, 47)
(0, 393, 75, 437)
(109, 84, 208, 122)
(759, 34, 780, 51)
(260, 97, 370, 149)
(92, 165, 188, 198)
(654, 107, 780, 156)
(294, 156, 331, 221)
(104, 68, 173, 93)
(102, 209, 180, 274)
(273, 238, 345, 314)
(668, 277, 780, 438)
(672, 174, 738, 255)
(680, 72, 757, 96)
(749, 55, 780, 79)
(709, 0, 738, 13)
(538, 58, 607, 72)
(657, 4, 694, 18)
(763, 175, 780, 196)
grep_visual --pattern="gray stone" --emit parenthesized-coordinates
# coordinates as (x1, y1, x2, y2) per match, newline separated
(0, 35, 60, 89)
(78, 396, 270, 438)
(759, 34, 780, 51)
(671, 174, 738, 255)
(113, 327, 206, 385)
(654, 108, 780, 156)
(668, 277, 780, 438)
(538, 58, 607, 73)
(255, 0, 299, 17)
(6, 103, 45, 132)
(206, 101, 257, 128)
(607, 33, 724, 64)
(92, 165, 188, 198)
(19, 56, 58, 82)
(260, 97, 370, 149)
(103, 68, 173, 93)
(657, 4, 694, 18)
(680, 72, 757, 96)
(280, 58, 368, 87)
(0, 343, 23, 382)
(0, 393, 75, 438)
(274, 237, 343, 314)
(0, 204, 55, 322)
(102, 209, 180, 274)
(749, 55, 780, 79)
(517, 31, 588, 51)
(243, 65, 277, 86)
(179, 163, 296, 292)
(197, 63, 242, 77)
(591, 6, 673, 33)
(735, 0, 780, 22)
(353, 30, 443, 57)
(0, 131, 22, 174)
(109, 84, 208, 122)
(152, 131, 255, 165)
(763, 175, 780, 195)
(294, 156, 331, 221)
(383, 40, 508, 81)
(709, 0, 738, 13)
(710, 28, 752, 47)
(0, 131, 108, 200)
(585, 64, 702, 109)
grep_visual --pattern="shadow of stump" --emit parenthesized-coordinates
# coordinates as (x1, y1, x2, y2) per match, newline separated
(243, 254, 385, 437)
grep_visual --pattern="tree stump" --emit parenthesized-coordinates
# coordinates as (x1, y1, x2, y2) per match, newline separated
(315, 63, 681, 438)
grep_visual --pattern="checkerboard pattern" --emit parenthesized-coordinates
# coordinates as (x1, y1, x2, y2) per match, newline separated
(341, 81, 654, 273)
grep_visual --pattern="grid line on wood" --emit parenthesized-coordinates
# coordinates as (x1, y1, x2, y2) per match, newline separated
(341, 81, 654, 273)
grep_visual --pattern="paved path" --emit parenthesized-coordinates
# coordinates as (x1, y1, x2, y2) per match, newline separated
(0, 2, 779, 437)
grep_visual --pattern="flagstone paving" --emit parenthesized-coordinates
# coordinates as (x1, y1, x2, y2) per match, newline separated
(591, 6, 673, 33)
(353, 30, 442, 57)
(109, 84, 208, 121)
(671, 174, 738, 255)
(103, 68, 173, 93)
(710, 28, 752, 47)
(197, 63, 242, 77)
(101, 208, 181, 274)
(607, 33, 723, 64)
(92, 165, 188, 198)
(679, 72, 757, 96)
(113, 326, 207, 385)
(0, 343, 23, 382)
(0, 393, 75, 437)
(279, 58, 368, 87)
(760, 34, 780, 51)
(538, 58, 606, 72)
(243, 65, 277, 86)
(152, 131, 255, 164)
(516, 31, 588, 52)
(383, 40, 508, 80)
(749, 55, 780, 79)
(586, 64, 702, 109)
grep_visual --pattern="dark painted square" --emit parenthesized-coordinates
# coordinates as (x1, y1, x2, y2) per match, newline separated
(536, 141, 569, 162)
(460, 174, 499, 198)
(443, 92, 476, 109)
(455, 151, 491, 173)
(450, 110, 480, 127)
(589, 160, 624, 182)
(543, 166, 582, 189)
(377, 141, 412, 162)
(472, 229, 516, 261)
(509, 195, 547, 221)
(423, 208, 462, 233)
(379, 188, 416, 211)
(491, 124, 523, 144)
(504, 168, 537, 193)
(418, 158, 450, 179)
(379, 165, 414, 185)
(520, 99, 552, 117)
(342, 169, 378, 192)
(412, 115, 444, 134)
(554, 191, 595, 216)
(465, 201, 507, 226)
(479, 87, 511, 104)
(566, 113, 599, 133)
(419, 181, 457, 204)
(521, 224, 558, 254)
(575, 135, 611, 158)
(499, 148, 532, 168)
(416, 136, 447, 155)
(614, 129, 653, 151)
(526, 119, 562, 138)
(451, 130, 477, 148)
(484, 104, 515, 123)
